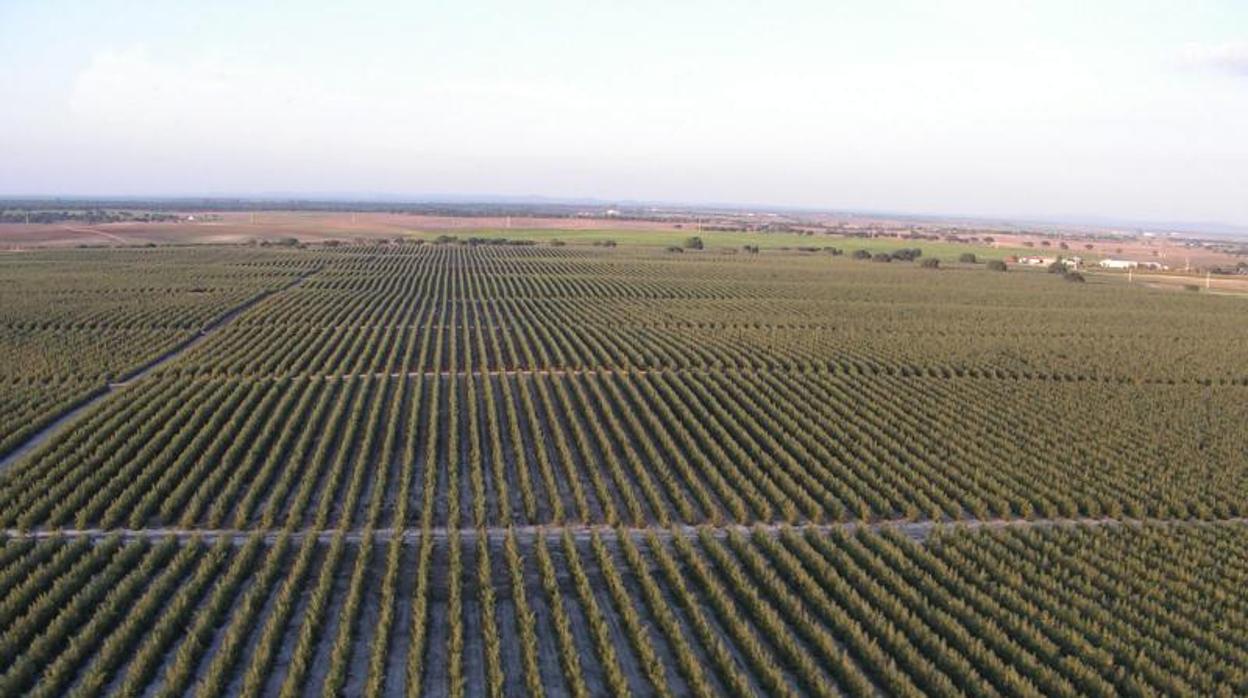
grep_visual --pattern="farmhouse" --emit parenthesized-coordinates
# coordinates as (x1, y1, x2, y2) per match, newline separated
(1099, 259, 1137, 270)
(1098, 259, 1169, 271)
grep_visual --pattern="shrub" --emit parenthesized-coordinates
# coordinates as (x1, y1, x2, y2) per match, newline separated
(549, 239, 565, 247)
(683, 236, 704, 250)
(987, 260, 1008, 272)
(852, 249, 872, 260)
(872, 253, 892, 263)
(890, 247, 923, 262)
(920, 258, 941, 269)
(958, 252, 978, 263)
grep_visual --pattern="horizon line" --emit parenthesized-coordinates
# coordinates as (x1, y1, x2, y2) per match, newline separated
(1, 193, 1246, 236)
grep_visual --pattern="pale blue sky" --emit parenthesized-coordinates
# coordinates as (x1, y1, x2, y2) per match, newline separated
(2, 1, 1246, 224)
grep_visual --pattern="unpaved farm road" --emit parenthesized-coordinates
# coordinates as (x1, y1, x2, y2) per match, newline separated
(61, 225, 132, 245)
(4, 516, 1245, 545)
(0, 272, 317, 472)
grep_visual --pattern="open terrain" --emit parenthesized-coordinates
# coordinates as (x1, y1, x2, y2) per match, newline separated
(0, 241, 1245, 696)
(7, 209, 1244, 266)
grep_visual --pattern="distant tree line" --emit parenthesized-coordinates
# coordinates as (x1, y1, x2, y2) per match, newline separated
(0, 209, 180, 224)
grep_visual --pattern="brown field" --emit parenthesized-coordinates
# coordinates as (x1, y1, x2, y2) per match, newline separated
(0, 211, 688, 248)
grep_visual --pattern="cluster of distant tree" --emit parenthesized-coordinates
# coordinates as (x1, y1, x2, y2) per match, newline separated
(255, 237, 302, 247)
(1046, 260, 1086, 283)
(794, 246, 843, 254)
(1208, 262, 1248, 275)
(700, 223, 803, 233)
(315, 235, 551, 248)
(852, 247, 924, 263)
(426, 235, 539, 246)
(0, 209, 180, 224)
(838, 229, 993, 244)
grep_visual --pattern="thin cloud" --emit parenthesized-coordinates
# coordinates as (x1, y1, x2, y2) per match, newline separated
(1179, 42, 1248, 77)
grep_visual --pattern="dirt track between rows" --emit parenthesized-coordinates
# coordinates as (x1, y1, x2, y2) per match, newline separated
(0, 272, 316, 472)
(4, 516, 1244, 545)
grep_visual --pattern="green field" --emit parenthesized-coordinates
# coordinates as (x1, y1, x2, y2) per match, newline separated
(0, 243, 1244, 695)
(397, 226, 1042, 260)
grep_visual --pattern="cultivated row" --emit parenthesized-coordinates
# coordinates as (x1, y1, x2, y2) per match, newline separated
(3, 370, 1242, 530)
(0, 524, 1243, 696)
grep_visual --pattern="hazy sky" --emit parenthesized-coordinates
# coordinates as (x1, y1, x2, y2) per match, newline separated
(2, 1, 1246, 224)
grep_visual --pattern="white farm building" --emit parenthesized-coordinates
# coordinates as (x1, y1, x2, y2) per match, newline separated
(1098, 259, 1168, 271)
(1099, 259, 1137, 270)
